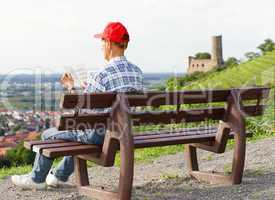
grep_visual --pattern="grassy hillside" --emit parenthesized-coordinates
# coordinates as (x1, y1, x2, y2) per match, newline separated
(183, 51, 275, 133)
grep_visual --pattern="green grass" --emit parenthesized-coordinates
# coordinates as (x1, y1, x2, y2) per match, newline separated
(0, 159, 62, 181)
(223, 163, 232, 175)
(115, 144, 183, 166)
(0, 165, 32, 180)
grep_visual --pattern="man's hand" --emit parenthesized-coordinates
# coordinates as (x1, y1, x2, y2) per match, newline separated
(60, 73, 75, 90)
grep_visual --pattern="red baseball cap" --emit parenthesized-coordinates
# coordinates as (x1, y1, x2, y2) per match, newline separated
(94, 22, 130, 43)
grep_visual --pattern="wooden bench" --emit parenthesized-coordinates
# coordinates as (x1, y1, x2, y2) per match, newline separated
(24, 87, 270, 200)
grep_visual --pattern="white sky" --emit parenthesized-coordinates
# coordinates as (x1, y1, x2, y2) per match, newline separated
(0, 0, 275, 74)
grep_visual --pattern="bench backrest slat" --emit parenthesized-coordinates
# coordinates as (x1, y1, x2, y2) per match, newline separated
(58, 104, 266, 131)
(60, 87, 270, 109)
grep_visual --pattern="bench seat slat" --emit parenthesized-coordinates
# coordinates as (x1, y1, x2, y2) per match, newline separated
(133, 131, 252, 148)
(42, 145, 102, 158)
(134, 129, 217, 140)
(24, 140, 66, 150)
(134, 131, 252, 144)
(32, 142, 83, 154)
(134, 134, 216, 148)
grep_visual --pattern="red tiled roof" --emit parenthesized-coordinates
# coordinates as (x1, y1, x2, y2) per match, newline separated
(26, 132, 40, 141)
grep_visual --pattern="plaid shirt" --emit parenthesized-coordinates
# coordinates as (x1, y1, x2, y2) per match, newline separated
(84, 56, 144, 93)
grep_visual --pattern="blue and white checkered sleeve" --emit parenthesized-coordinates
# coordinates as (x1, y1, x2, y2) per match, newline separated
(84, 72, 106, 93)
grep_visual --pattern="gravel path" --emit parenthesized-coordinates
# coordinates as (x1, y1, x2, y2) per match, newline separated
(1, 137, 275, 200)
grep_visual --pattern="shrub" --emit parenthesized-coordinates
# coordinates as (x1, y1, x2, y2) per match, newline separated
(0, 156, 12, 168)
(195, 52, 211, 59)
(6, 142, 36, 166)
(223, 57, 240, 68)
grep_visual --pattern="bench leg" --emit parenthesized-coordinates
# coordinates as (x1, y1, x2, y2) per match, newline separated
(74, 157, 89, 186)
(75, 157, 118, 199)
(117, 143, 134, 200)
(185, 133, 246, 185)
(185, 144, 199, 174)
(75, 143, 134, 200)
(231, 132, 246, 184)
(76, 149, 134, 200)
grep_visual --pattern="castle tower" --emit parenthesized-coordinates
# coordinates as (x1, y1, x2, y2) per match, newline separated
(187, 35, 224, 74)
(211, 35, 224, 66)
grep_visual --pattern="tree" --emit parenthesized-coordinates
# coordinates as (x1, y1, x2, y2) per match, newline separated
(195, 52, 211, 59)
(245, 52, 260, 61)
(257, 39, 275, 54)
(0, 129, 5, 136)
(45, 118, 51, 129)
(12, 124, 21, 132)
(154, 84, 166, 91)
(224, 57, 240, 67)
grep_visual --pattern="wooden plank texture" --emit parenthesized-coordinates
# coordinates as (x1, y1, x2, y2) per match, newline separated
(60, 87, 270, 109)
(58, 105, 265, 130)
(42, 145, 102, 158)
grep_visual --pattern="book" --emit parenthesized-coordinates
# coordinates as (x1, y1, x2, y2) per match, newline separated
(67, 66, 87, 87)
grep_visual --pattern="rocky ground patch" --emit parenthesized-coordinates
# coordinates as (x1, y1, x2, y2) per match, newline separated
(1, 137, 275, 200)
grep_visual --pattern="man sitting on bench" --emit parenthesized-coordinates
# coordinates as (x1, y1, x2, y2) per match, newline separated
(11, 22, 144, 190)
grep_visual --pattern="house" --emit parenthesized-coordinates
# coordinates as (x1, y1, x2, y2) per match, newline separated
(0, 131, 40, 156)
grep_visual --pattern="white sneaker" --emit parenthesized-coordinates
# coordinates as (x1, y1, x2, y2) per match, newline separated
(11, 173, 46, 190)
(46, 170, 66, 187)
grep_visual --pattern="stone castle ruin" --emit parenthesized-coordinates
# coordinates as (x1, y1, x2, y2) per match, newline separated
(187, 35, 224, 74)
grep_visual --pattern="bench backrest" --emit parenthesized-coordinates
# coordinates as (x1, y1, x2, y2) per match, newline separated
(57, 87, 270, 166)
(58, 87, 270, 131)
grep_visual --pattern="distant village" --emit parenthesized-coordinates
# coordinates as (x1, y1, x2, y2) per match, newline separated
(0, 110, 59, 155)
(0, 71, 173, 157)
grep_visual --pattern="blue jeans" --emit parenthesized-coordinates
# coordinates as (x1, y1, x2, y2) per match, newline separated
(31, 127, 105, 183)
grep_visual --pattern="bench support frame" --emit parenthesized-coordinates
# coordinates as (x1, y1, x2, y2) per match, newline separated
(74, 93, 134, 200)
(185, 89, 246, 185)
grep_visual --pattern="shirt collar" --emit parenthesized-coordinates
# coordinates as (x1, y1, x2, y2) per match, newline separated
(108, 56, 127, 64)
